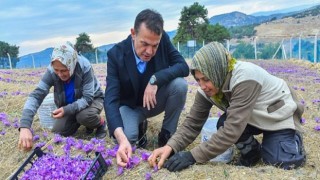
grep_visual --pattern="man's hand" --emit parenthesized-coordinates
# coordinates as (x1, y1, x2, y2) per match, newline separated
(18, 128, 33, 151)
(148, 145, 173, 169)
(143, 83, 158, 110)
(52, 107, 64, 118)
(114, 128, 132, 167)
(164, 151, 196, 172)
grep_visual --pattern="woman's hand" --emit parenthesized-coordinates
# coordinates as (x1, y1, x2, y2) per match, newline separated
(148, 145, 173, 169)
(52, 107, 64, 118)
(18, 128, 33, 151)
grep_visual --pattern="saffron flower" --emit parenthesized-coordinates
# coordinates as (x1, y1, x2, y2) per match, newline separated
(141, 151, 151, 161)
(33, 135, 40, 141)
(117, 166, 124, 176)
(53, 134, 63, 144)
(145, 172, 152, 180)
(300, 118, 306, 124)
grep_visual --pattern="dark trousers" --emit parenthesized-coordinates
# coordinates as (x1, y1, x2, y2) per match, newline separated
(52, 97, 104, 136)
(217, 113, 306, 169)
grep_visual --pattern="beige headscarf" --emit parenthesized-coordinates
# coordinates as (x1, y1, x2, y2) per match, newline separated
(191, 42, 236, 108)
(51, 41, 78, 77)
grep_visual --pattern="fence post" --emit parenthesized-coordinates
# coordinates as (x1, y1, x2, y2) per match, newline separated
(314, 32, 318, 63)
(31, 54, 35, 69)
(299, 34, 302, 60)
(226, 39, 230, 52)
(95, 48, 98, 64)
(289, 36, 292, 59)
(253, 36, 257, 60)
(6, 53, 12, 69)
(177, 42, 180, 52)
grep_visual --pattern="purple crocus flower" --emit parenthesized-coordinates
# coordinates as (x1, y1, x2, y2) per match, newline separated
(63, 144, 71, 156)
(75, 140, 83, 150)
(145, 172, 152, 180)
(105, 158, 112, 166)
(53, 134, 63, 144)
(13, 122, 19, 128)
(300, 118, 306, 124)
(2, 119, 11, 127)
(95, 145, 105, 153)
(141, 151, 151, 161)
(0, 130, 5, 135)
(65, 137, 76, 146)
(82, 143, 94, 154)
(35, 142, 46, 148)
(33, 135, 40, 141)
(47, 145, 53, 152)
(315, 125, 320, 131)
(153, 165, 158, 173)
(42, 132, 48, 138)
(117, 166, 124, 176)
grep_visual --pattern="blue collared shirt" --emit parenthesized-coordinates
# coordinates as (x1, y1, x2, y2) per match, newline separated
(132, 40, 146, 73)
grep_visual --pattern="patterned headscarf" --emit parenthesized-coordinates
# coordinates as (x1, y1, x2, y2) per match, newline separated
(51, 41, 78, 77)
(191, 42, 236, 108)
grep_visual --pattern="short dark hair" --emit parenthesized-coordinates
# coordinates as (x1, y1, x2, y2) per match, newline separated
(134, 9, 164, 36)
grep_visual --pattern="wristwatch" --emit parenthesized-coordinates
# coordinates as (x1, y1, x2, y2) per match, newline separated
(149, 75, 157, 85)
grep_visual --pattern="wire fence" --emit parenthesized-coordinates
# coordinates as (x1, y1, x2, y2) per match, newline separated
(1, 35, 319, 69)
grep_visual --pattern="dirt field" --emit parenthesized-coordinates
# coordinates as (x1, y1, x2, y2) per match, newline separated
(0, 60, 319, 180)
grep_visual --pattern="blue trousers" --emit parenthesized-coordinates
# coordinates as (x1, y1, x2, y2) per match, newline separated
(217, 113, 306, 169)
(119, 77, 188, 144)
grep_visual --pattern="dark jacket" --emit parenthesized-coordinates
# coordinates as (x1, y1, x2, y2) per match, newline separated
(104, 32, 189, 136)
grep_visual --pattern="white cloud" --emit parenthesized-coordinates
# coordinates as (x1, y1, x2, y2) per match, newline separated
(18, 36, 76, 56)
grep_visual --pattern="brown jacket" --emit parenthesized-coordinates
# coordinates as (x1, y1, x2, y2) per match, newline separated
(167, 61, 304, 163)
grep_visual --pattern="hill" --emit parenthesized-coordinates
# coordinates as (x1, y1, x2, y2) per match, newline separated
(254, 5, 320, 38)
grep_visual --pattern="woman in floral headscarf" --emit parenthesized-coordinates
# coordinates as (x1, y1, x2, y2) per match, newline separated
(19, 42, 105, 151)
(149, 42, 306, 171)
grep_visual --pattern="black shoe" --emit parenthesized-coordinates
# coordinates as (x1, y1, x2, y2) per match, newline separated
(235, 145, 261, 167)
(137, 120, 148, 148)
(86, 127, 94, 135)
(158, 128, 171, 147)
(95, 121, 107, 139)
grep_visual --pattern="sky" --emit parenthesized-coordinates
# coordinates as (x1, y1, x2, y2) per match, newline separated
(0, 0, 319, 56)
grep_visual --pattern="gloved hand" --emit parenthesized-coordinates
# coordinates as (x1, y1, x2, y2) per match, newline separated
(164, 151, 196, 172)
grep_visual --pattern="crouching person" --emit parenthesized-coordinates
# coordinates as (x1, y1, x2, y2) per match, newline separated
(18, 42, 106, 152)
(149, 42, 306, 171)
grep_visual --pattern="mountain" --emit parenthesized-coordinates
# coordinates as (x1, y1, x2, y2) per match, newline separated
(16, 48, 53, 69)
(97, 43, 116, 52)
(16, 44, 115, 68)
(210, 11, 261, 27)
(251, 4, 317, 16)
(209, 11, 298, 27)
(167, 30, 177, 40)
(209, 4, 320, 28)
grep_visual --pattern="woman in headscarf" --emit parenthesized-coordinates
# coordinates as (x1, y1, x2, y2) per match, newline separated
(149, 42, 306, 171)
(19, 42, 105, 151)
